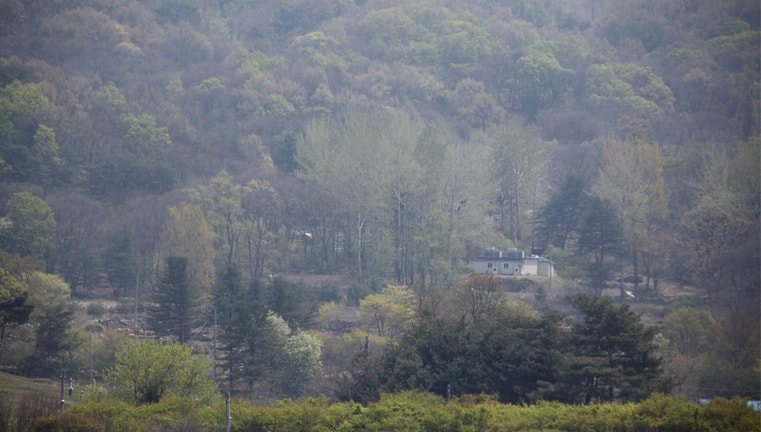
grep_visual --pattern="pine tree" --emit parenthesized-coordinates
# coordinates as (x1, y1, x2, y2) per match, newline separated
(576, 196, 623, 296)
(560, 294, 670, 404)
(148, 256, 197, 344)
(214, 268, 269, 395)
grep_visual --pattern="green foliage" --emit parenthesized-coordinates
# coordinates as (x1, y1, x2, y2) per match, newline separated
(85, 303, 106, 317)
(0, 0, 757, 410)
(147, 256, 198, 344)
(264, 276, 321, 328)
(358, 284, 414, 339)
(0, 192, 56, 257)
(33, 411, 105, 432)
(381, 310, 565, 404)
(575, 196, 623, 295)
(2, 381, 758, 432)
(587, 63, 674, 121)
(514, 42, 572, 118)
(634, 393, 700, 432)
(603, 20, 664, 52)
(120, 113, 172, 153)
(662, 308, 718, 357)
(563, 294, 669, 404)
(534, 175, 588, 250)
(699, 397, 761, 432)
(0, 268, 33, 354)
(103, 338, 218, 406)
(20, 272, 76, 375)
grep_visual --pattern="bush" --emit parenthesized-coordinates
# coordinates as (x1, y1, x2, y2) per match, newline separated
(33, 412, 104, 432)
(86, 303, 106, 317)
(699, 397, 760, 432)
(634, 393, 699, 431)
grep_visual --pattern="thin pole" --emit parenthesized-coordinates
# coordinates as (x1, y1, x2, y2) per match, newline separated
(134, 274, 139, 333)
(226, 392, 232, 432)
(89, 333, 93, 383)
(59, 370, 65, 411)
(213, 308, 217, 382)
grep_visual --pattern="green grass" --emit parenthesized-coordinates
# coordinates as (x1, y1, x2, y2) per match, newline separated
(0, 370, 60, 401)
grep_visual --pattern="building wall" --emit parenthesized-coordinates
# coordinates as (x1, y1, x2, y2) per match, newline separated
(468, 258, 554, 277)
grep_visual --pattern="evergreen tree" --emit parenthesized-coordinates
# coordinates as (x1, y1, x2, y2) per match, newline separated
(148, 256, 197, 344)
(214, 268, 269, 395)
(533, 175, 588, 250)
(576, 196, 623, 296)
(19, 272, 75, 375)
(559, 294, 670, 404)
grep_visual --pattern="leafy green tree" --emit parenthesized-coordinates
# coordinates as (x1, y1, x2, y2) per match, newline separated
(594, 137, 668, 295)
(514, 42, 572, 119)
(450, 78, 505, 131)
(154, 205, 215, 301)
(188, 170, 244, 267)
(120, 113, 172, 153)
(214, 269, 322, 398)
(358, 284, 415, 339)
(31, 124, 64, 183)
(660, 308, 720, 398)
(437, 17, 505, 65)
(586, 63, 674, 122)
(46, 192, 109, 296)
(21, 271, 76, 374)
(104, 338, 218, 405)
(0, 80, 50, 183)
(484, 118, 549, 242)
(355, 7, 419, 61)
(451, 274, 507, 325)
(560, 294, 669, 404)
(677, 206, 753, 310)
(277, 320, 322, 397)
(240, 179, 280, 279)
(0, 268, 33, 357)
(0, 192, 56, 257)
(147, 256, 198, 344)
(296, 109, 404, 282)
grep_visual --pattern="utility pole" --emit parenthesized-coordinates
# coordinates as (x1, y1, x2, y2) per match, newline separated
(225, 392, 232, 432)
(89, 333, 93, 384)
(59, 370, 66, 411)
(134, 273, 139, 334)
(213, 308, 217, 382)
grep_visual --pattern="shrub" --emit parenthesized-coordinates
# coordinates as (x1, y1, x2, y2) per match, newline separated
(634, 393, 699, 431)
(86, 303, 106, 317)
(699, 397, 761, 432)
(33, 412, 104, 432)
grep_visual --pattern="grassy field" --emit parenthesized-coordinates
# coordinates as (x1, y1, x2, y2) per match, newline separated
(0, 371, 59, 398)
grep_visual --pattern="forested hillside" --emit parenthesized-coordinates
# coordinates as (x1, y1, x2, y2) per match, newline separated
(0, 0, 758, 412)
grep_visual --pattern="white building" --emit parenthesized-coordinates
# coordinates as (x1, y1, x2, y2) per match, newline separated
(468, 247, 555, 277)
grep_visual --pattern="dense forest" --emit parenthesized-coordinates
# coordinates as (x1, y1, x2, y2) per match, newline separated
(0, 0, 759, 422)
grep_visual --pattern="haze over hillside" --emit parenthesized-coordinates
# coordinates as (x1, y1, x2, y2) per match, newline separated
(0, 0, 758, 406)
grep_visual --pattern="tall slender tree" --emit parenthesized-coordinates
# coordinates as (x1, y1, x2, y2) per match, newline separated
(154, 204, 215, 301)
(148, 256, 197, 344)
(576, 195, 623, 297)
(484, 118, 550, 243)
(593, 137, 667, 296)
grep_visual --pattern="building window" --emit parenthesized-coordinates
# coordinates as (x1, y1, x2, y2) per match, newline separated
(503, 263, 509, 269)
(487, 263, 493, 268)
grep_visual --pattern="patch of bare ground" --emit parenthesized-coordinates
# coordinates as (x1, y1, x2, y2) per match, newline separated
(275, 272, 357, 288)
